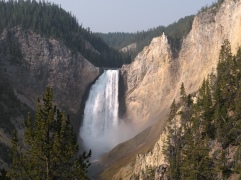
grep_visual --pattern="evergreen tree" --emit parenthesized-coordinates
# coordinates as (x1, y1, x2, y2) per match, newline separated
(0, 167, 10, 180)
(9, 87, 91, 179)
(214, 40, 233, 147)
(0, 0, 129, 67)
(181, 102, 215, 179)
(197, 79, 214, 139)
(180, 82, 187, 103)
(163, 40, 241, 180)
(180, 83, 193, 125)
(163, 100, 181, 179)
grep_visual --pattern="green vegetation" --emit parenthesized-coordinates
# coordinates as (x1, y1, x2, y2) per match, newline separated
(198, 0, 225, 14)
(0, 78, 32, 134)
(9, 88, 91, 179)
(163, 40, 241, 179)
(98, 15, 194, 60)
(97, 32, 136, 51)
(0, 76, 33, 168)
(0, 167, 10, 180)
(0, 28, 23, 64)
(99, 0, 226, 63)
(0, 0, 130, 67)
(0, 143, 11, 165)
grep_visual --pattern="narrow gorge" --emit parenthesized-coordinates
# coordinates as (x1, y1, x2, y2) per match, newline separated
(2, 0, 241, 179)
(101, 0, 241, 179)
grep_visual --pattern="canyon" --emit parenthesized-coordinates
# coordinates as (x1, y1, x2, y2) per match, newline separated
(0, 26, 99, 158)
(104, 0, 241, 179)
(122, 0, 241, 128)
(1, 0, 241, 179)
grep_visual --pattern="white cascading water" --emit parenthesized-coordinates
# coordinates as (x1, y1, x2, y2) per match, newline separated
(80, 70, 120, 159)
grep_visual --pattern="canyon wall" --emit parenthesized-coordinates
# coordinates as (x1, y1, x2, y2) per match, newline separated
(0, 27, 99, 130)
(121, 0, 241, 128)
(121, 33, 176, 127)
(117, 0, 241, 178)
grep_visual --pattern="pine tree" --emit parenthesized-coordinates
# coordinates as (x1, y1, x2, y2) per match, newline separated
(9, 88, 91, 179)
(163, 100, 181, 179)
(181, 103, 215, 179)
(180, 82, 187, 103)
(214, 40, 234, 147)
(163, 40, 241, 179)
(180, 83, 192, 126)
(0, 167, 10, 180)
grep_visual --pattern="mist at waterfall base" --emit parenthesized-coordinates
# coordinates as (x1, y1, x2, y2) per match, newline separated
(80, 70, 135, 160)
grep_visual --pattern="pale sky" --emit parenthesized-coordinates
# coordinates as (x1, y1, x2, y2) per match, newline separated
(45, 0, 215, 33)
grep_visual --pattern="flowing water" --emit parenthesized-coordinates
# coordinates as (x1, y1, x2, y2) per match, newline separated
(80, 70, 120, 159)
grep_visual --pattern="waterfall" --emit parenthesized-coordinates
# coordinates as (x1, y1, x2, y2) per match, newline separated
(80, 70, 120, 159)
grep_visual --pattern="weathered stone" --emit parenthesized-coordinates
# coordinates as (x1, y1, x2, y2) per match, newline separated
(117, 0, 241, 178)
(133, 126, 169, 177)
(0, 27, 99, 130)
(121, 33, 174, 127)
(155, 164, 168, 180)
(120, 42, 137, 53)
(121, 0, 241, 129)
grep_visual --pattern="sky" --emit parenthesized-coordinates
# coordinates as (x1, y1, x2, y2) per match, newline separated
(44, 0, 215, 33)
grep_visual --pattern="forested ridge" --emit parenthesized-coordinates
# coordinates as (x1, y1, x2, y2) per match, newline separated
(98, 15, 194, 60)
(98, 0, 226, 62)
(158, 40, 241, 180)
(0, 0, 131, 67)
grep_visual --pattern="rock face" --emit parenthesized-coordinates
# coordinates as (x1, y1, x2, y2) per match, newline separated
(133, 131, 167, 175)
(133, 111, 182, 178)
(121, 33, 176, 127)
(120, 42, 137, 53)
(121, 0, 241, 128)
(0, 27, 99, 130)
(118, 0, 241, 178)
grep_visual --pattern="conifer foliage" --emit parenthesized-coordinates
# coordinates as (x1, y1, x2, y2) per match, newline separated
(98, 15, 194, 61)
(9, 88, 91, 179)
(0, 0, 130, 67)
(163, 40, 241, 179)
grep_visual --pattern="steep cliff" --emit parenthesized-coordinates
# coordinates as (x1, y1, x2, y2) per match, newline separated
(0, 27, 99, 136)
(116, 0, 241, 178)
(122, 0, 241, 128)
(121, 33, 176, 127)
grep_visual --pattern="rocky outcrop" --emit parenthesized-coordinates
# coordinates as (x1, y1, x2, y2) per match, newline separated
(121, 0, 241, 128)
(178, 0, 241, 94)
(118, 0, 241, 178)
(120, 42, 137, 53)
(133, 131, 167, 176)
(132, 110, 182, 179)
(0, 27, 99, 130)
(121, 33, 176, 127)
